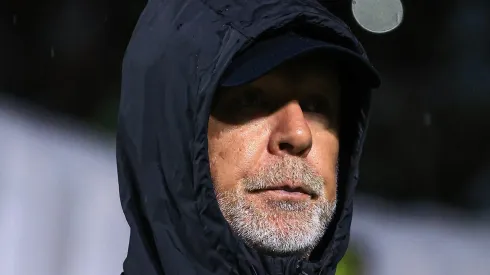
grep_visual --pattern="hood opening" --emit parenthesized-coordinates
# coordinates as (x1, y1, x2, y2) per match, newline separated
(117, 0, 377, 273)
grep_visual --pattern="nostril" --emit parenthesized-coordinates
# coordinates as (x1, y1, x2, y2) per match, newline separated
(279, 142, 292, 151)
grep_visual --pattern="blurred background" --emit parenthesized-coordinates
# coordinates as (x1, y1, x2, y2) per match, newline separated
(1, 0, 489, 274)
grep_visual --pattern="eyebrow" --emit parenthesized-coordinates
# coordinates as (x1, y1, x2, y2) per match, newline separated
(212, 85, 265, 110)
(297, 80, 340, 99)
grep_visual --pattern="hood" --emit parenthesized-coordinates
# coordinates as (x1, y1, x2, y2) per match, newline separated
(117, 0, 375, 274)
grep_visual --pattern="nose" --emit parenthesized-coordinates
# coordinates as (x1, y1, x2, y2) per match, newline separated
(268, 101, 313, 157)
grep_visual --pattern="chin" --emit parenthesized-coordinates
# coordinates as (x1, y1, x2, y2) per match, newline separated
(244, 212, 325, 257)
(234, 198, 330, 255)
(217, 188, 337, 257)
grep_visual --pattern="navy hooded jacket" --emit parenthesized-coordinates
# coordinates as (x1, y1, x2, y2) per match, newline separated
(117, 0, 377, 274)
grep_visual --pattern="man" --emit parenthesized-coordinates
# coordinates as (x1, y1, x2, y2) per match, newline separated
(117, 0, 380, 274)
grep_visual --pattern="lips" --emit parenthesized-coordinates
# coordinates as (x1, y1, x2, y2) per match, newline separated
(248, 183, 317, 198)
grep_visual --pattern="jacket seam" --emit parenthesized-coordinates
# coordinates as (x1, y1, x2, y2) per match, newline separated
(196, 0, 250, 39)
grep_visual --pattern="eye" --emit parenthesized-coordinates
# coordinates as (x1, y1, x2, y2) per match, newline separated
(211, 87, 270, 124)
(234, 89, 265, 110)
(301, 96, 331, 116)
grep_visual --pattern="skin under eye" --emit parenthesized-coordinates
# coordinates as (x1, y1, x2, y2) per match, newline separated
(300, 94, 339, 130)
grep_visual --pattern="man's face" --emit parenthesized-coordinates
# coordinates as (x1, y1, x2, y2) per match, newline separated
(208, 54, 340, 257)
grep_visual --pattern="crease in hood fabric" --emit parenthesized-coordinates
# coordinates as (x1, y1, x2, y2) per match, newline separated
(117, 0, 376, 274)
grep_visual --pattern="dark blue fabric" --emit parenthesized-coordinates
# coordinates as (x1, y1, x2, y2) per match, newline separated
(221, 32, 380, 87)
(117, 0, 377, 274)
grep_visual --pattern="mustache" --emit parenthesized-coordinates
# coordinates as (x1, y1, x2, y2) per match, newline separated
(241, 157, 325, 197)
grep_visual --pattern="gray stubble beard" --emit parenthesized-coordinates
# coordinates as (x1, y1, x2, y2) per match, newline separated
(216, 157, 337, 258)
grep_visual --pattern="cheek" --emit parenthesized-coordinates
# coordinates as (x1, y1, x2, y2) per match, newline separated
(208, 135, 239, 192)
(308, 131, 339, 199)
(208, 119, 270, 192)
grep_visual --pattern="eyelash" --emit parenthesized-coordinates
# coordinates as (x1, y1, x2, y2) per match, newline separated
(301, 98, 331, 115)
(237, 92, 263, 108)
